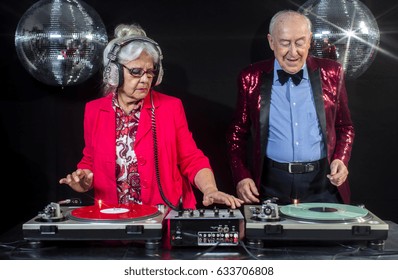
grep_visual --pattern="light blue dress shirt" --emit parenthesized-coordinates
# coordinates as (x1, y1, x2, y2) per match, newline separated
(266, 60, 325, 163)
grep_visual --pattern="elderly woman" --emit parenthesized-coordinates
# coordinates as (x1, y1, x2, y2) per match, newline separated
(59, 23, 243, 211)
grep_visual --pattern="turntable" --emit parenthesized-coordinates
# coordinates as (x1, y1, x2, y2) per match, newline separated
(22, 201, 167, 249)
(244, 201, 389, 249)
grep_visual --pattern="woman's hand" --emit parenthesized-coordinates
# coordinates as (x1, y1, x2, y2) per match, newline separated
(202, 189, 244, 209)
(59, 169, 93, 192)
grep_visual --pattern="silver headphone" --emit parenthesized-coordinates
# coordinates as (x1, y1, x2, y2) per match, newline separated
(103, 36, 164, 87)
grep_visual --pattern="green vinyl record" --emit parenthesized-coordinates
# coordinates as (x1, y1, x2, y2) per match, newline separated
(280, 203, 369, 222)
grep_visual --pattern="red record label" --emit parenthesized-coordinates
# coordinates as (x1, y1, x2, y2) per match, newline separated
(69, 203, 159, 222)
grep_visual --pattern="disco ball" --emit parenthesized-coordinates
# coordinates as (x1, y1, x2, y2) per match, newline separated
(15, 0, 108, 87)
(299, 0, 380, 80)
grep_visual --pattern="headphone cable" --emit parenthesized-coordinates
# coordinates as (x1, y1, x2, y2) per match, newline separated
(150, 91, 181, 212)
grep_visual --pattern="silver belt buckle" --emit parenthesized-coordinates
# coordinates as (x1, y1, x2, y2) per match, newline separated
(288, 163, 300, 173)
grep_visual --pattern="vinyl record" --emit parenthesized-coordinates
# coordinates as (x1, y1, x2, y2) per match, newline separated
(280, 203, 369, 223)
(68, 203, 160, 222)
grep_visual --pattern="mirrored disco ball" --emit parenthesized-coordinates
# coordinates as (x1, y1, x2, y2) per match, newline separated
(15, 0, 108, 87)
(299, 0, 380, 80)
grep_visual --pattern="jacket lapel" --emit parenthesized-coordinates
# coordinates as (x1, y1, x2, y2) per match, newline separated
(307, 60, 328, 153)
(259, 71, 273, 158)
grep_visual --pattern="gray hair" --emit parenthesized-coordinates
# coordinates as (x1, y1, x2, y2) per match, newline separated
(102, 23, 161, 94)
(269, 10, 312, 35)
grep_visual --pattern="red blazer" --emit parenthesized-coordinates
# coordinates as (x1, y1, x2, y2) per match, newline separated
(226, 56, 355, 204)
(77, 90, 211, 208)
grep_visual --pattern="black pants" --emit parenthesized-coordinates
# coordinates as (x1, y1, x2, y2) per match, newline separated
(260, 157, 342, 205)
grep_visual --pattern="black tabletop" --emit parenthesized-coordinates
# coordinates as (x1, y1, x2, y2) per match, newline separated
(1, 221, 398, 260)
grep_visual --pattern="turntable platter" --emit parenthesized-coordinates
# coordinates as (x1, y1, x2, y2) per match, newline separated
(68, 203, 160, 222)
(280, 203, 369, 223)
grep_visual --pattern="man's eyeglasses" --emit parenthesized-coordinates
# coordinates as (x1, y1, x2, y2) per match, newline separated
(121, 64, 157, 78)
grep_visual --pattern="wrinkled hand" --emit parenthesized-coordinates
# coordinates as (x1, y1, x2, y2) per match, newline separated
(59, 169, 93, 192)
(327, 159, 348, 187)
(202, 190, 244, 209)
(236, 178, 260, 203)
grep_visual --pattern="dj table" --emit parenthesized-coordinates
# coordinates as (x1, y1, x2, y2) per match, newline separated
(1, 202, 398, 260)
(0, 221, 398, 260)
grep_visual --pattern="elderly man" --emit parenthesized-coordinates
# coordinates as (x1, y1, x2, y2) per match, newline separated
(226, 10, 355, 205)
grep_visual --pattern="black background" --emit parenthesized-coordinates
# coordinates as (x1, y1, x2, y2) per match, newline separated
(0, 0, 397, 234)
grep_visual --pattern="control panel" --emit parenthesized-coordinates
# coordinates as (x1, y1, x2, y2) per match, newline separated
(166, 207, 244, 246)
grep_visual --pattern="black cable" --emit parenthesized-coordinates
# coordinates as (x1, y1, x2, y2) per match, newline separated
(193, 242, 222, 259)
(150, 92, 180, 211)
(238, 241, 262, 260)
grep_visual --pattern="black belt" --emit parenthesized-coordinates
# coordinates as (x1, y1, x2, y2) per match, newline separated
(267, 158, 322, 174)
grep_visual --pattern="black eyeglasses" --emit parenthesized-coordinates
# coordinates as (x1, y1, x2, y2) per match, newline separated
(121, 64, 157, 78)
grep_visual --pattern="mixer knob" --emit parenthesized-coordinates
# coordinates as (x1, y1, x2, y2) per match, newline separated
(213, 207, 219, 217)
